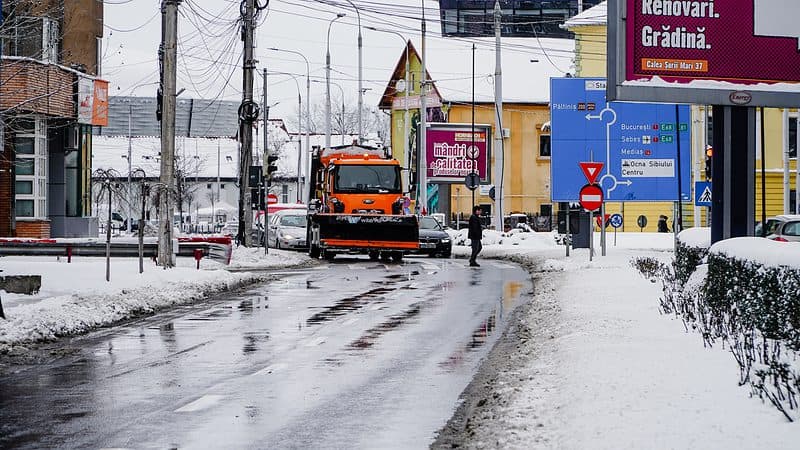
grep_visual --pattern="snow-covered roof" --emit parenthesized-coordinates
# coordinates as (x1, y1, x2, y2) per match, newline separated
(380, 36, 574, 106)
(562, 1, 608, 29)
(92, 129, 381, 179)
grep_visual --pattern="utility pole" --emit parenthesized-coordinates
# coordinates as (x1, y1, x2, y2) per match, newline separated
(263, 67, 269, 255)
(238, 0, 259, 247)
(418, 0, 428, 215)
(127, 103, 133, 233)
(492, 0, 505, 232)
(158, 0, 180, 268)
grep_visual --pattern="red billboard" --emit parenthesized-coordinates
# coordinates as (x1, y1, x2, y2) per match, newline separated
(609, 0, 800, 107)
(425, 124, 491, 184)
(627, 0, 800, 85)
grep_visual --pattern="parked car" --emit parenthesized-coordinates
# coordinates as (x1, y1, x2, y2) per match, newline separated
(267, 210, 308, 250)
(413, 216, 452, 258)
(763, 214, 800, 242)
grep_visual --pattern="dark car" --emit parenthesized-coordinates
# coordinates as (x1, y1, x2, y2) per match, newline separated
(415, 216, 452, 257)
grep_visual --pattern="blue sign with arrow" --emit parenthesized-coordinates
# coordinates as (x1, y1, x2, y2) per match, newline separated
(695, 181, 712, 207)
(609, 213, 624, 229)
(550, 78, 692, 202)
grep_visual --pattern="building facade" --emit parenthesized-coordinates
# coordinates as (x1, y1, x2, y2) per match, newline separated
(1, 0, 106, 238)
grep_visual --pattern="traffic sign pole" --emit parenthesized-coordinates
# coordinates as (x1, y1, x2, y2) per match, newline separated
(600, 203, 606, 257)
(589, 209, 594, 262)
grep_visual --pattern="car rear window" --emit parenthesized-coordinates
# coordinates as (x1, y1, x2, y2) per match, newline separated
(783, 221, 800, 236)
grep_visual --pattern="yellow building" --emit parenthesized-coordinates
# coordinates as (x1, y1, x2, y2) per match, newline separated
(378, 38, 571, 225)
(565, 2, 799, 231)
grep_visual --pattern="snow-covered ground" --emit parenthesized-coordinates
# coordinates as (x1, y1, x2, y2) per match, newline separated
(0, 247, 310, 352)
(440, 231, 800, 448)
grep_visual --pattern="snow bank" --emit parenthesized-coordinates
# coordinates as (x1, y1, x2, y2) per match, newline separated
(711, 237, 800, 269)
(0, 248, 311, 351)
(678, 227, 711, 248)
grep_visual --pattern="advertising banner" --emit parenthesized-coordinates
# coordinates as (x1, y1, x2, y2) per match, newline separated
(77, 77, 94, 125)
(425, 124, 491, 183)
(551, 78, 692, 202)
(92, 80, 109, 127)
(608, 0, 800, 107)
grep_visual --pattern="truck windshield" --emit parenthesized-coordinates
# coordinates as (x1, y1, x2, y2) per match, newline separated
(334, 165, 401, 193)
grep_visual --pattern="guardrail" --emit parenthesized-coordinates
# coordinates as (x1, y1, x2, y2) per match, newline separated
(0, 237, 232, 265)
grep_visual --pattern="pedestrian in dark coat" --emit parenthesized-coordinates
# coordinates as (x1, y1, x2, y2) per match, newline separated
(468, 206, 483, 267)
(657, 215, 670, 233)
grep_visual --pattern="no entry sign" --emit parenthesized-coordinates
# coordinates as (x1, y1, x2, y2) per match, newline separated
(579, 184, 604, 212)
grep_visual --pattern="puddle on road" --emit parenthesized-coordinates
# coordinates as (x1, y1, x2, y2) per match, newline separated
(306, 287, 393, 326)
(242, 331, 270, 354)
(438, 280, 526, 372)
(347, 303, 425, 350)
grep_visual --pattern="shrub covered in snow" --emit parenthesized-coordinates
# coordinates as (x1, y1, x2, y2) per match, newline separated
(674, 227, 711, 285)
(634, 237, 800, 421)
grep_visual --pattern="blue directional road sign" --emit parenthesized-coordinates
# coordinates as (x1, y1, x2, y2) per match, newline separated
(550, 78, 692, 202)
(609, 213, 624, 229)
(695, 181, 712, 207)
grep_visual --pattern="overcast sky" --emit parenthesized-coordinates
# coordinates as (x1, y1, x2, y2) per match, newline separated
(102, 0, 576, 126)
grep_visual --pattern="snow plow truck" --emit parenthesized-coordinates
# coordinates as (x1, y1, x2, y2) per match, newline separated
(307, 144, 419, 261)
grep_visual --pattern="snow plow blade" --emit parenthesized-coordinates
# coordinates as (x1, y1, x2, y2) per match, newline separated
(311, 214, 419, 251)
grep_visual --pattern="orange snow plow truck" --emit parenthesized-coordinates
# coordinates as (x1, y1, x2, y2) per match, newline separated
(307, 144, 419, 261)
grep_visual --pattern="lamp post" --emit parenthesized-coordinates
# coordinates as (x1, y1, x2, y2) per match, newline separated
(326, 13, 346, 151)
(366, 26, 410, 181)
(340, 0, 363, 143)
(266, 47, 311, 202)
(419, 0, 428, 215)
(265, 70, 303, 201)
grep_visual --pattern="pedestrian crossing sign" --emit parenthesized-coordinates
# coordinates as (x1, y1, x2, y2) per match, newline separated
(695, 181, 712, 207)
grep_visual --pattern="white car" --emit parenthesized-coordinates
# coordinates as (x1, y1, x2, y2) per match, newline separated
(267, 210, 308, 250)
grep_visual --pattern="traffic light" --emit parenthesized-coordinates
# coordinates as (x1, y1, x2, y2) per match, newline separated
(266, 154, 279, 177)
(704, 146, 713, 181)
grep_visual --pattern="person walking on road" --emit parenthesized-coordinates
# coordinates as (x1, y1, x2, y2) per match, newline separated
(468, 206, 483, 267)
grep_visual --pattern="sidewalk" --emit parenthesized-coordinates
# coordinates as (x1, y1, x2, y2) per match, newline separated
(449, 234, 800, 449)
(0, 247, 310, 353)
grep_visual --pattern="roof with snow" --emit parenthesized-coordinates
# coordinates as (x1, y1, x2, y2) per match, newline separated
(563, 1, 607, 29)
(378, 36, 574, 106)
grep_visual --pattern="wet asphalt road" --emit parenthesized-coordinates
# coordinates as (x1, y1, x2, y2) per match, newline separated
(0, 256, 530, 449)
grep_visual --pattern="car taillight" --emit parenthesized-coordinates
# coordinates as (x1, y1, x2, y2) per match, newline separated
(771, 236, 789, 242)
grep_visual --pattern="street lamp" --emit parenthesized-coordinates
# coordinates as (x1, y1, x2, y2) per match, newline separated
(341, 0, 363, 144)
(265, 70, 303, 202)
(366, 26, 410, 182)
(326, 13, 346, 152)
(266, 47, 311, 202)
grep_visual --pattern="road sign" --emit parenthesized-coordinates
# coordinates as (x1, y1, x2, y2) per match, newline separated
(550, 78, 692, 202)
(464, 172, 480, 191)
(579, 184, 603, 212)
(267, 193, 278, 204)
(637, 215, 648, 230)
(695, 181, 712, 207)
(579, 162, 604, 184)
(609, 213, 624, 229)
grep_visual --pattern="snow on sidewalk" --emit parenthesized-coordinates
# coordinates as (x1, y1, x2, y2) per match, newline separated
(0, 247, 310, 352)
(459, 243, 800, 449)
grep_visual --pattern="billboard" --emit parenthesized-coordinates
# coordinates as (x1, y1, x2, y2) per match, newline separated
(550, 78, 692, 202)
(425, 123, 491, 184)
(438, 0, 603, 38)
(608, 0, 800, 107)
(77, 78, 109, 126)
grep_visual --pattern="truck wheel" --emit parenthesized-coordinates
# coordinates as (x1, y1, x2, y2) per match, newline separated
(380, 252, 391, 261)
(391, 252, 403, 263)
(322, 249, 336, 261)
(309, 244, 321, 258)
(368, 251, 380, 261)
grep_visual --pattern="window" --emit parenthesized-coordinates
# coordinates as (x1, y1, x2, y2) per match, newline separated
(220, 184, 225, 189)
(206, 183, 212, 189)
(790, 115, 797, 159)
(539, 135, 551, 158)
(14, 117, 48, 219)
(281, 185, 289, 203)
(5, 16, 60, 64)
